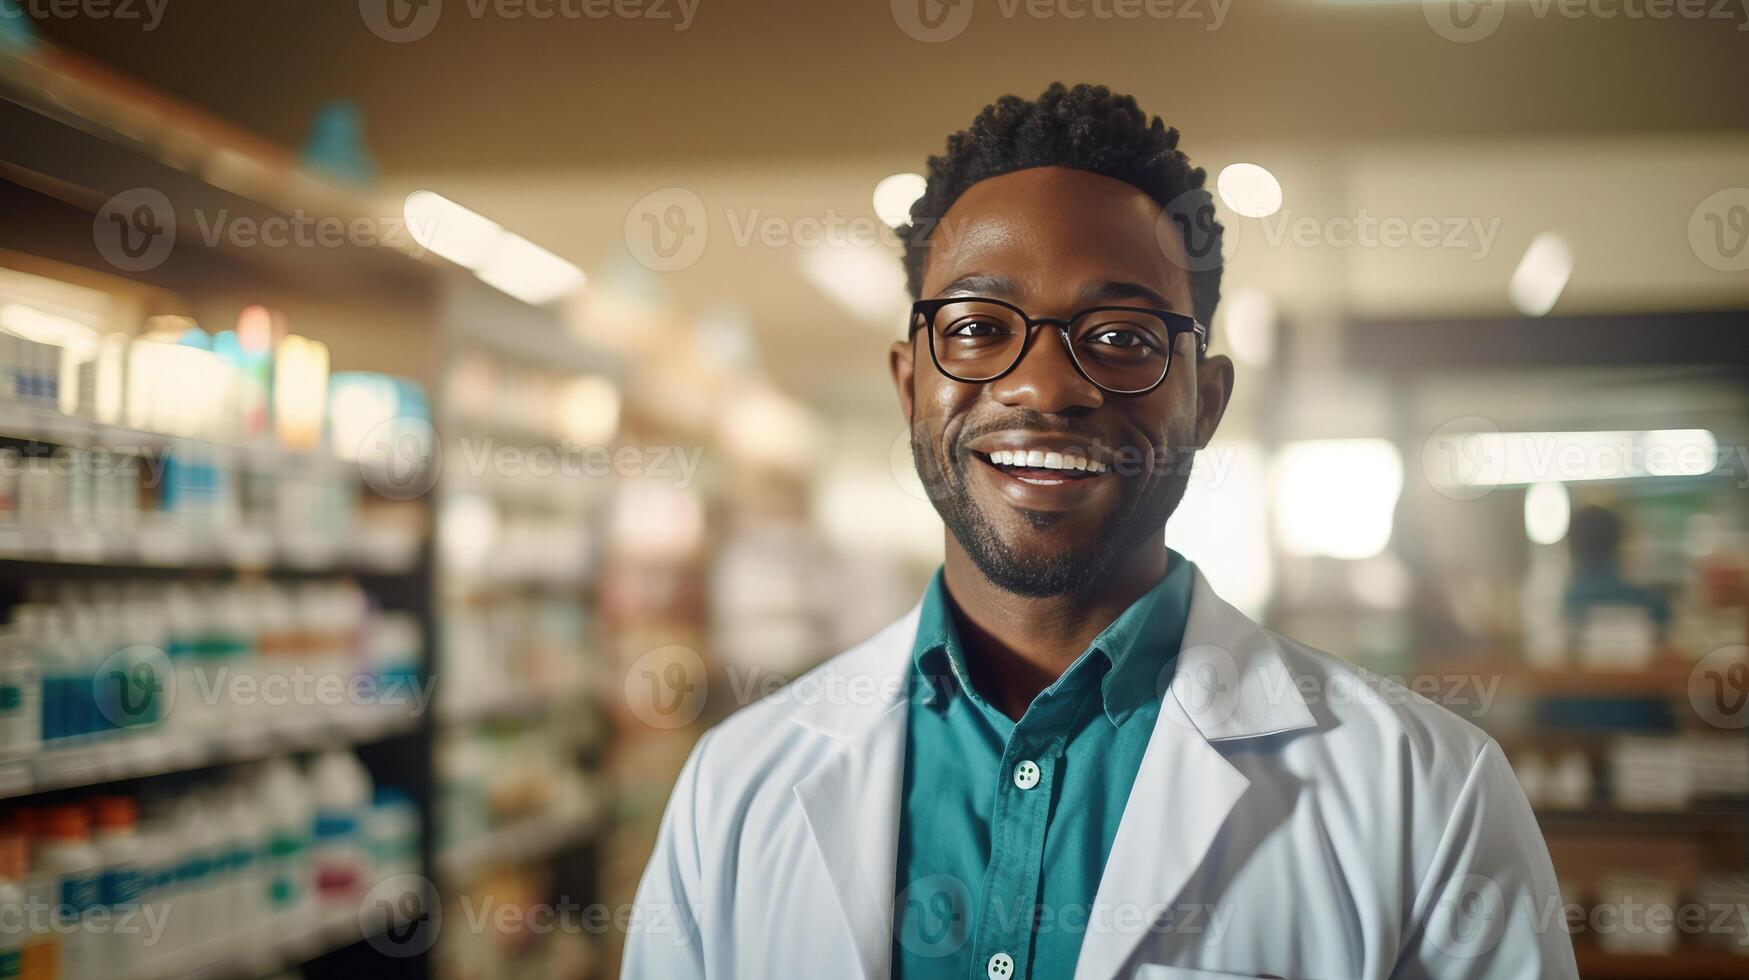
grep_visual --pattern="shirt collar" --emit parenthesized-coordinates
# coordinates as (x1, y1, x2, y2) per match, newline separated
(908, 551, 1197, 728)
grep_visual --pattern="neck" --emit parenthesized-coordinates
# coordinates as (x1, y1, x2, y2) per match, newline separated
(941, 539, 1168, 720)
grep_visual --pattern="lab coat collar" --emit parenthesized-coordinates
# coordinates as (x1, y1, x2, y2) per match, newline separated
(788, 566, 1315, 743)
(790, 569, 1316, 980)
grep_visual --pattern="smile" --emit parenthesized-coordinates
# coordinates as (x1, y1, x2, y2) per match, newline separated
(976, 449, 1109, 486)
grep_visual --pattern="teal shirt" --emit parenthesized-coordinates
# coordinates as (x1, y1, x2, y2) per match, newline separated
(892, 553, 1196, 980)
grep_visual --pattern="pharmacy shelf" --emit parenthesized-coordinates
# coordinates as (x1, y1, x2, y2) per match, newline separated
(436, 795, 606, 883)
(1535, 804, 1749, 837)
(0, 404, 357, 477)
(1416, 657, 1702, 699)
(438, 679, 594, 729)
(0, 522, 421, 574)
(159, 879, 426, 980)
(0, 707, 419, 801)
(1573, 941, 1749, 979)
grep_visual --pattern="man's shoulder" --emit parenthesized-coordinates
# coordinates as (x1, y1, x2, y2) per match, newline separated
(1263, 629, 1499, 786)
(685, 606, 918, 795)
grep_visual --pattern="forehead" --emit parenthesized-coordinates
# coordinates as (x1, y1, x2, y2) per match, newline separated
(921, 166, 1191, 310)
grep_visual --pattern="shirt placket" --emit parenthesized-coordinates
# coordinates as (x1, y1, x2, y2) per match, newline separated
(969, 720, 1067, 980)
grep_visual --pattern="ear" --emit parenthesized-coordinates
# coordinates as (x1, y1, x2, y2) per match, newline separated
(1192, 352, 1234, 449)
(889, 339, 917, 422)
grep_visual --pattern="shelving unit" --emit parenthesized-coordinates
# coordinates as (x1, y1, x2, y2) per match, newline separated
(0, 40, 512, 980)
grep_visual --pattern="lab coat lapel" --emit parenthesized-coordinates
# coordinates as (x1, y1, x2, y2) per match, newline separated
(791, 607, 917, 980)
(1075, 571, 1316, 979)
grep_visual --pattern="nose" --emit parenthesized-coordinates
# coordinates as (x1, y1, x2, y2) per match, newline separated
(988, 323, 1105, 414)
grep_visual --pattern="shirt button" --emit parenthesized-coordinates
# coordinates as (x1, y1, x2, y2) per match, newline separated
(1012, 760, 1040, 790)
(986, 951, 1015, 979)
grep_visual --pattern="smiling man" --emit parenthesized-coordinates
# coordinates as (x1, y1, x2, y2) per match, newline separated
(625, 83, 1576, 980)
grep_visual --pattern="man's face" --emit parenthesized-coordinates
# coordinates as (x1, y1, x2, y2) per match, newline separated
(890, 166, 1233, 597)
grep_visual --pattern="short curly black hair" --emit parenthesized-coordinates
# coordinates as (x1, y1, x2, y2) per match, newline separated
(899, 82, 1224, 329)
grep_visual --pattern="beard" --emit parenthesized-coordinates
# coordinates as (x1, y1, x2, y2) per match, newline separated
(910, 416, 1191, 598)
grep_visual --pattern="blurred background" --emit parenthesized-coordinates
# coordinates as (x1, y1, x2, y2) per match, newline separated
(0, 0, 1746, 977)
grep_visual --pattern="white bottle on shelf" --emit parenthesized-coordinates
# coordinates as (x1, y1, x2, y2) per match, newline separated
(0, 835, 29, 980)
(308, 750, 372, 905)
(168, 794, 225, 965)
(0, 629, 41, 761)
(37, 806, 102, 980)
(135, 808, 184, 972)
(254, 758, 315, 932)
(91, 797, 147, 979)
(219, 788, 269, 944)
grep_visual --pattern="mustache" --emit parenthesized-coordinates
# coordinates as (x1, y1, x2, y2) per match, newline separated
(953, 412, 1111, 451)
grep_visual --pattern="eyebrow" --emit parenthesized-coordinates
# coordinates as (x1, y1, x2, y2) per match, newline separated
(1073, 280, 1178, 312)
(934, 275, 1179, 313)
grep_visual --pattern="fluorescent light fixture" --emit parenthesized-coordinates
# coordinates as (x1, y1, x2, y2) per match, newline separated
(872, 172, 927, 228)
(0, 303, 99, 359)
(404, 190, 504, 269)
(475, 234, 587, 306)
(405, 190, 587, 306)
(1524, 482, 1570, 545)
(1273, 439, 1403, 561)
(797, 241, 911, 330)
(1440, 428, 1717, 487)
(1509, 232, 1572, 317)
(1216, 163, 1283, 218)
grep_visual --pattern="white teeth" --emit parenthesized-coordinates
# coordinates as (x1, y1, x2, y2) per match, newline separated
(987, 449, 1107, 473)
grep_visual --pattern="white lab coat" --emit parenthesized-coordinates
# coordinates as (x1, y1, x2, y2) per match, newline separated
(624, 569, 1578, 980)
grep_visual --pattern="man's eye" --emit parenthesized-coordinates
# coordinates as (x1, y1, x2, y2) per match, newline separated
(946, 319, 1007, 338)
(1091, 329, 1149, 349)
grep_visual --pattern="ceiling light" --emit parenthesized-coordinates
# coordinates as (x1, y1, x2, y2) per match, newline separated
(872, 173, 927, 228)
(1216, 163, 1283, 218)
(1509, 232, 1572, 317)
(403, 190, 504, 269)
(475, 235, 587, 306)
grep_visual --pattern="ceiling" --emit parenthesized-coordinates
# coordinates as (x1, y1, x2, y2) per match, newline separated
(29, 0, 1749, 170)
(24, 0, 1749, 426)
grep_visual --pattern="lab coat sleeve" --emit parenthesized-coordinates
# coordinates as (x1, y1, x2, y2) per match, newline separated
(622, 729, 714, 980)
(1393, 738, 1578, 980)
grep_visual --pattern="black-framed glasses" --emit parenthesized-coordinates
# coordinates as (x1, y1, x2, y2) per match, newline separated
(908, 296, 1207, 395)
